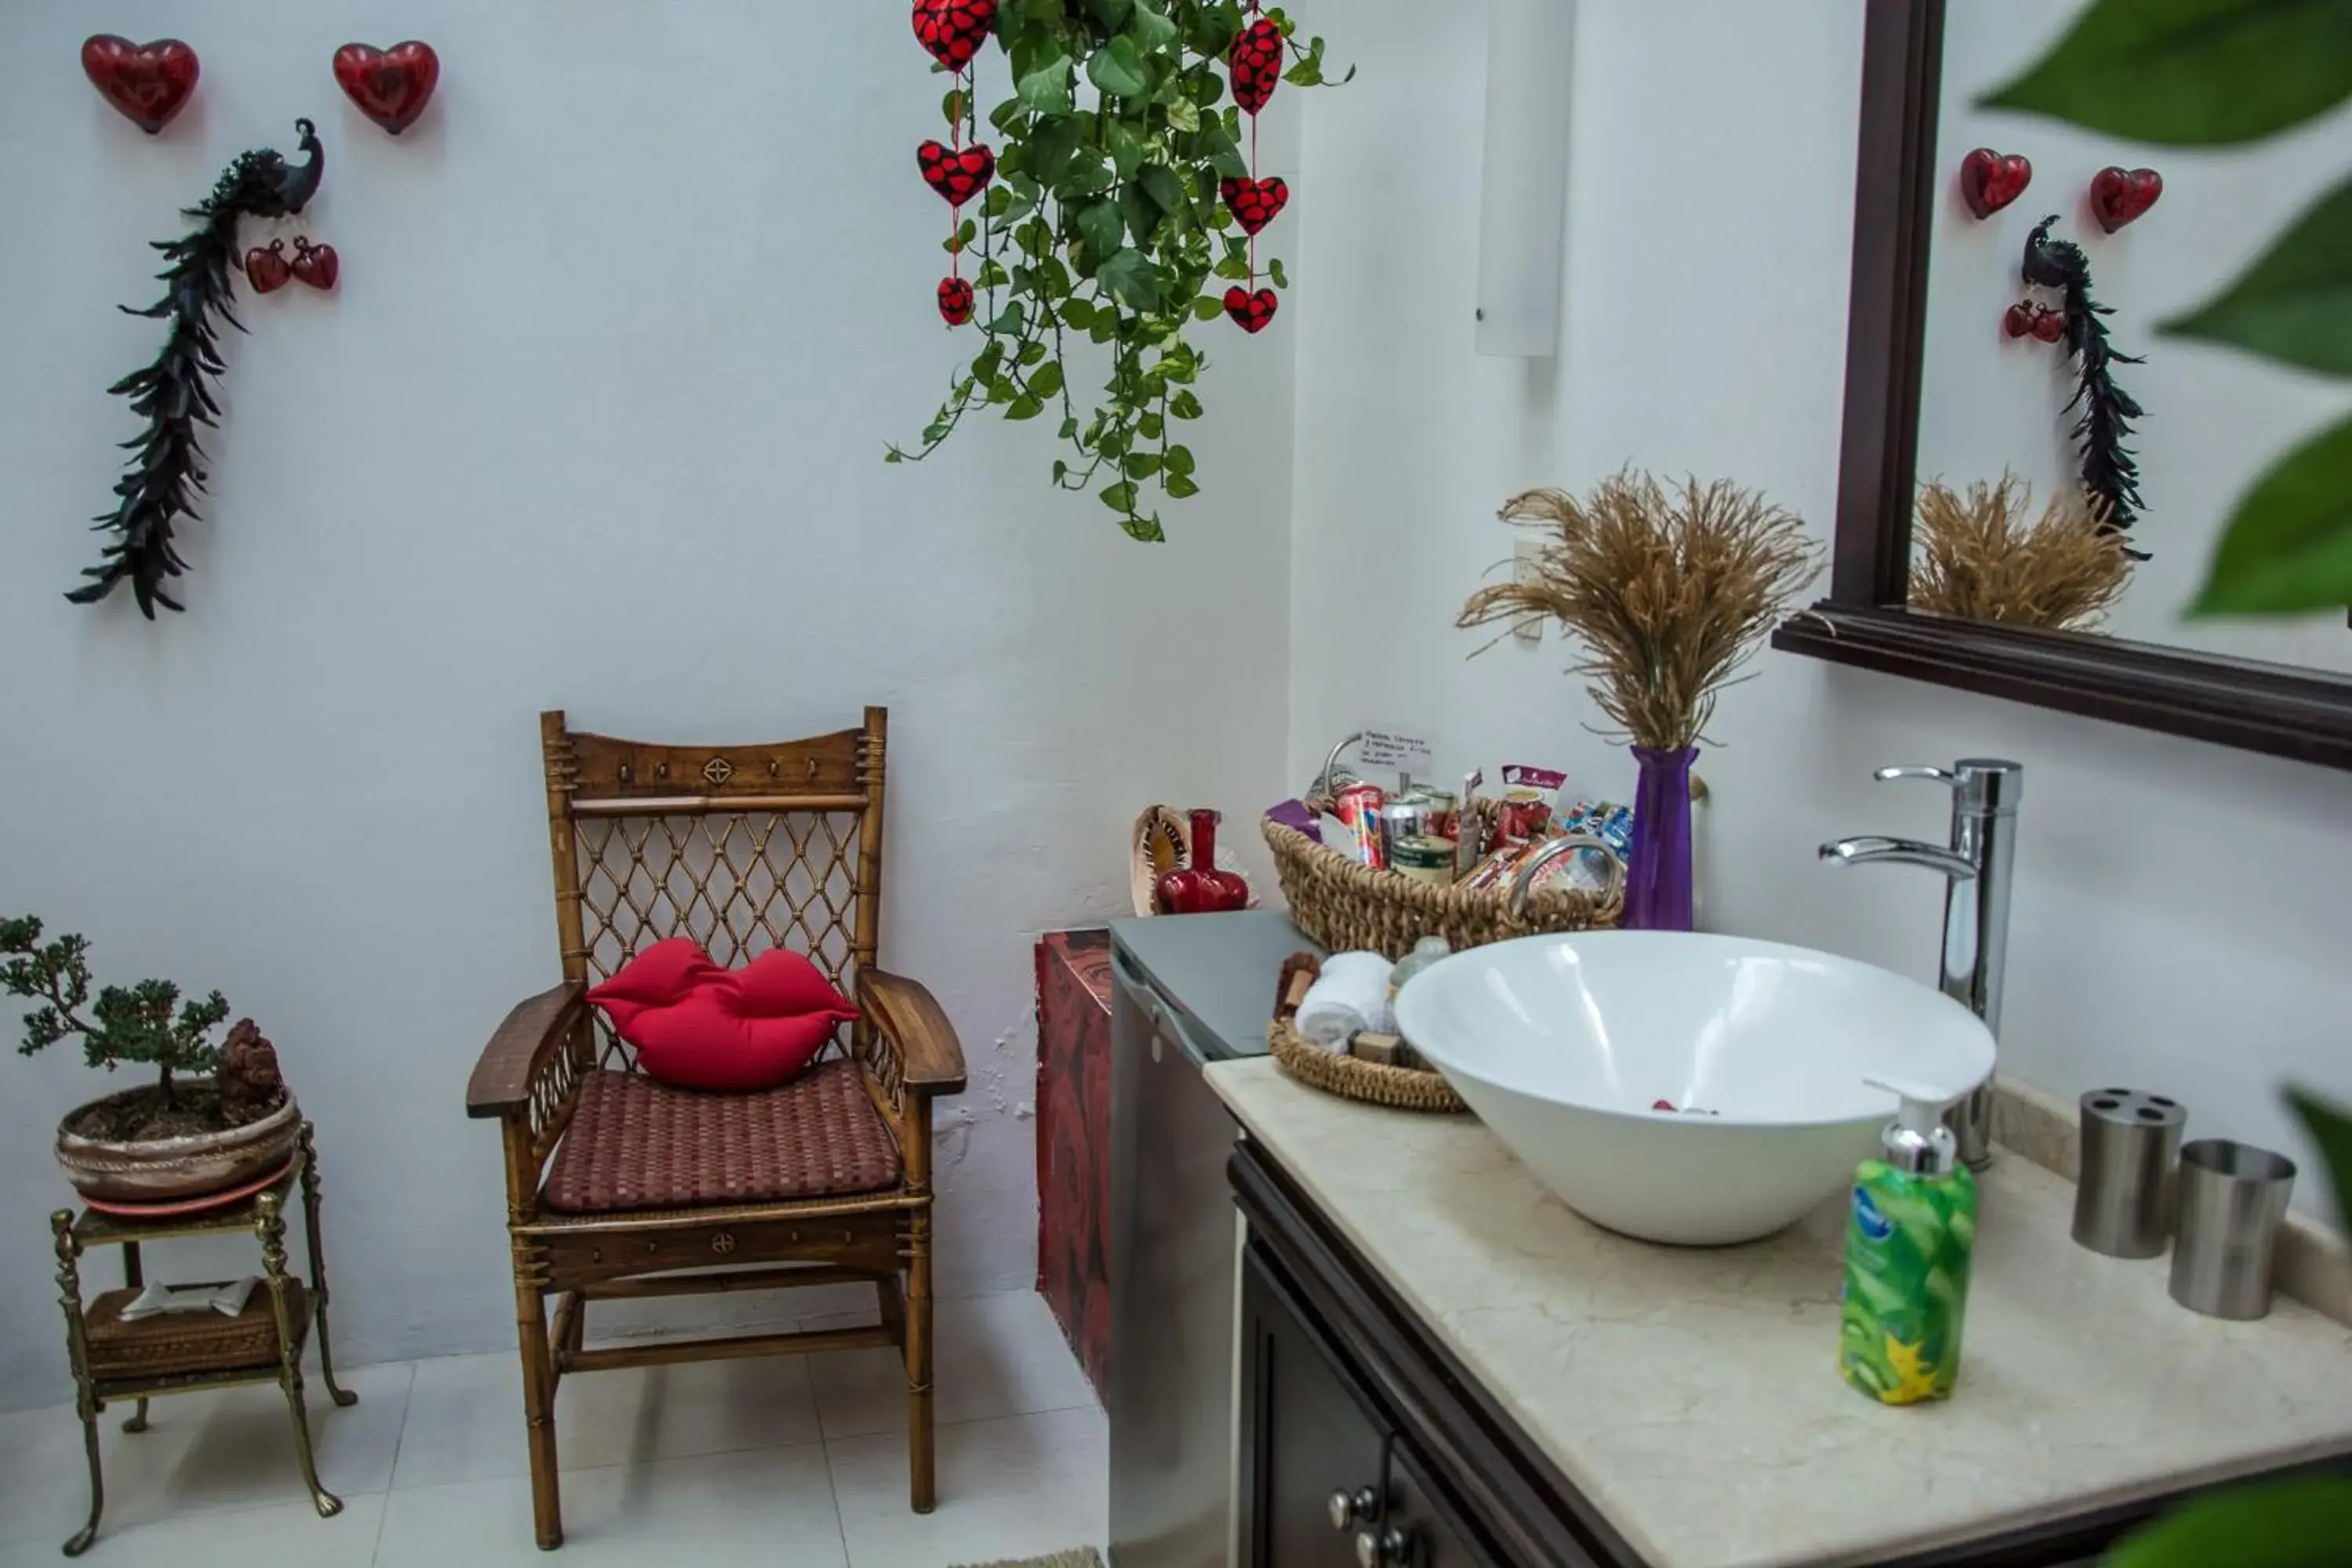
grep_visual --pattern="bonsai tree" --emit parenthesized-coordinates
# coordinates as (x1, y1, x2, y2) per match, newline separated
(3, 915, 230, 1112)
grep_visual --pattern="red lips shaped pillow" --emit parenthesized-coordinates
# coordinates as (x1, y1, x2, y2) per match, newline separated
(587, 938, 860, 1093)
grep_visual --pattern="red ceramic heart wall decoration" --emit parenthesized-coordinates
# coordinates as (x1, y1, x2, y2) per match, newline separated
(82, 35, 200, 134)
(912, 0, 998, 71)
(1958, 148, 2031, 219)
(334, 41, 441, 136)
(2090, 167, 2162, 233)
(919, 140, 996, 206)
(292, 240, 339, 292)
(245, 242, 292, 295)
(1220, 176, 1290, 236)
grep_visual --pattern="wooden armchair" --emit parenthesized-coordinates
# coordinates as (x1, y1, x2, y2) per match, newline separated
(466, 708, 966, 1550)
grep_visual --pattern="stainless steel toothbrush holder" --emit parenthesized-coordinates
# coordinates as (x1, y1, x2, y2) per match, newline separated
(2071, 1088, 2186, 1258)
(2169, 1139, 2297, 1321)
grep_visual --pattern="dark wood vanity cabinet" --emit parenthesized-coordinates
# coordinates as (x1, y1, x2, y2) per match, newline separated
(1229, 1138, 2336, 1568)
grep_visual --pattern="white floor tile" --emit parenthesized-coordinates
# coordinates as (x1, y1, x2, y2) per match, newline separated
(827, 1405, 1108, 1568)
(808, 1291, 1099, 1442)
(376, 1441, 847, 1566)
(391, 1343, 822, 1490)
(0, 1362, 408, 1548)
(0, 1490, 386, 1568)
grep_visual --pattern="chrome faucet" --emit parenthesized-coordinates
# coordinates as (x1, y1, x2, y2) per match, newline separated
(1820, 760, 2023, 1172)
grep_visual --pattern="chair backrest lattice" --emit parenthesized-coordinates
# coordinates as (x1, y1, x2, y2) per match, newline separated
(539, 710, 887, 1072)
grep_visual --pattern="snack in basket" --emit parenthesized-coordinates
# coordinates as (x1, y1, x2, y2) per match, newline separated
(1497, 764, 1567, 844)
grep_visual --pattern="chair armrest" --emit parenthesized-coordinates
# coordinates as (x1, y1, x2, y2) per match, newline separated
(466, 982, 586, 1120)
(857, 968, 967, 1096)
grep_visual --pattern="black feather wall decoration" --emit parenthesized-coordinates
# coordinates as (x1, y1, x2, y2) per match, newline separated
(2020, 214, 2147, 547)
(71, 118, 325, 616)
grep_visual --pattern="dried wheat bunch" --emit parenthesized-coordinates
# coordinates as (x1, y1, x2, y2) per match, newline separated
(1458, 470, 1822, 750)
(1908, 476, 2132, 633)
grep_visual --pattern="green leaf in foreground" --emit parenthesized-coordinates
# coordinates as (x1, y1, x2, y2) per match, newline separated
(2287, 1089, 2352, 1228)
(2189, 414, 2352, 615)
(1087, 36, 1151, 100)
(1980, 0, 2352, 146)
(2106, 1475, 2352, 1568)
(2161, 173, 2352, 376)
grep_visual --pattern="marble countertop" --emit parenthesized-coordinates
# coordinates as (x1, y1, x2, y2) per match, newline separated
(1207, 1057, 2352, 1568)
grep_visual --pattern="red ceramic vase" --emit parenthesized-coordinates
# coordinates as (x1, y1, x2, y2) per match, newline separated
(1156, 809, 1250, 915)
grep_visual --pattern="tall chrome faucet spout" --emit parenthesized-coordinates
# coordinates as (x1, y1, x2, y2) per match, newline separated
(1821, 759, 2023, 1174)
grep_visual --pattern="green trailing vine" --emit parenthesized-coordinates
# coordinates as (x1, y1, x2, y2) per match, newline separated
(887, 1, 1349, 542)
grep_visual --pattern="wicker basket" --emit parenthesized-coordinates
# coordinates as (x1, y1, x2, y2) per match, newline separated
(1269, 1019, 1465, 1114)
(83, 1280, 307, 1381)
(1263, 799, 1620, 960)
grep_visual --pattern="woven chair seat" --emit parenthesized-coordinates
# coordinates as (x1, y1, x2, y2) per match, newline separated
(544, 1060, 901, 1214)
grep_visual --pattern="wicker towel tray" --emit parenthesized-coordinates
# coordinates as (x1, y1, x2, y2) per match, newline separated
(1269, 1018, 1466, 1114)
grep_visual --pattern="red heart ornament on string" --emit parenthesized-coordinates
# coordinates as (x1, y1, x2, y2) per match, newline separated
(1224, 286, 1278, 335)
(1958, 148, 2031, 219)
(2031, 307, 2067, 343)
(333, 41, 441, 136)
(245, 241, 293, 295)
(938, 277, 975, 325)
(912, 0, 998, 71)
(2090, 166, 2163, 233)
(919, 140, 996, 206)
(81, 35, 200, 134)
(1229, 18, 1284, 115)
(1220, 176, 1290, 236)
(2002, 302, 2038, 339)
(291, 239, 340, 292)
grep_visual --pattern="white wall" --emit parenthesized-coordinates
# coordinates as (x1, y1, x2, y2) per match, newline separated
(1920, 0, 2352, 668)
(0, 2, 1295, 1410)
(1287, 0, 2352, 1218)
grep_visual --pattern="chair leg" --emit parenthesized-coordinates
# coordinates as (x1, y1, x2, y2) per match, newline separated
(513, 1253, 564, 1550)
(906, 1211, 936, 1513)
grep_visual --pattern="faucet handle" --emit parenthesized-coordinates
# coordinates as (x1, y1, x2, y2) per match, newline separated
(1874, 760, 2024, 815)
(1874, 765, 1958, 786)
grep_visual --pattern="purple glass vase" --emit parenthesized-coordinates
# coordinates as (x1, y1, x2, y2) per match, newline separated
(1624, 746, 1697, 931)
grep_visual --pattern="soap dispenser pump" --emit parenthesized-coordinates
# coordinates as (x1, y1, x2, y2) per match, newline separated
(1838, 1076, 1979, 1406)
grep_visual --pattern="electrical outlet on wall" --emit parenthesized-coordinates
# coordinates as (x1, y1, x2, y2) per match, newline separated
(1512, 540, 1544, 645)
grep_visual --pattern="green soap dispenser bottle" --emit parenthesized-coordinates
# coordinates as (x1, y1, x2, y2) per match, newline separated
(1838, 1076, 1978, 1406)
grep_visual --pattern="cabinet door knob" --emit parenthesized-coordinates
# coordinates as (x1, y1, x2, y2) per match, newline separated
(1327, 1486, 1379, 1531)
(1356, 1526, 1414, 1567)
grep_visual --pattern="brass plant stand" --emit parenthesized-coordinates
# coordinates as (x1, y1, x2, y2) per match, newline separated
(49, 1120, 356, 1557)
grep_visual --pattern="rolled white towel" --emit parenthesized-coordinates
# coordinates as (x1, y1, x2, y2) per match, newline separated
(1295, 951, 1396, 1053)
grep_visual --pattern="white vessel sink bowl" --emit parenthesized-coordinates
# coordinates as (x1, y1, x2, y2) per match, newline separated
(1392, 932, 1996, 1246)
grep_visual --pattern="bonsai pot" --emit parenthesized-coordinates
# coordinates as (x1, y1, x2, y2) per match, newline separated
(55, 1090, 300, 1204)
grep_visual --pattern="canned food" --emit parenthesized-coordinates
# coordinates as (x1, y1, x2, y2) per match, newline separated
(1392, 835, 1457, 886)
(1334, 782, 1388, 870)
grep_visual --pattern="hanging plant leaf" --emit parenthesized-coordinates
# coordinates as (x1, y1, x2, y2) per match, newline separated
(2161, 172, 2352, 377)
(2188, 414, 2352, 615)
(1979, 0, 2352, 146)
(1088, 36, 1151, 99)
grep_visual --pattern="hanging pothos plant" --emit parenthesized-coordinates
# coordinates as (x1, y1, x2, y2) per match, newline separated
(889, 0, 1350, 542)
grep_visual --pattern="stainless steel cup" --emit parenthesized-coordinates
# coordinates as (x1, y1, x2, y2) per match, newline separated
(2071, 1088, 2186, 1258)
(2169, 1139, 2296, 1320)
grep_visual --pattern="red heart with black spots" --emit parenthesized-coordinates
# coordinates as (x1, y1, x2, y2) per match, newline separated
(938, 277, 975, 325)
(1224, 286, 1278, 335)
(1229, 18, 1283, 115)
(1958, 147, 2031, 220)
(919, 140, 996, 207)
(912, 0, 997, 71)
(1220, 176, 1289, 236)
(2090, 166, 2162, 233)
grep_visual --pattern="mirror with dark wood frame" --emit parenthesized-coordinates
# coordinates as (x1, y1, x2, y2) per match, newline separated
(1772, 0, 2352, 772)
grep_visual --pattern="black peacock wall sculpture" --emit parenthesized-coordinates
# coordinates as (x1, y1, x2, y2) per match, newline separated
(70, 118, 325, 616)
(2020, 214, 2147, 549)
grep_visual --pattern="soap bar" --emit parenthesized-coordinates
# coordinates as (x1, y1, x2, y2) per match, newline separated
(1838, 1161, 1977, 1406)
